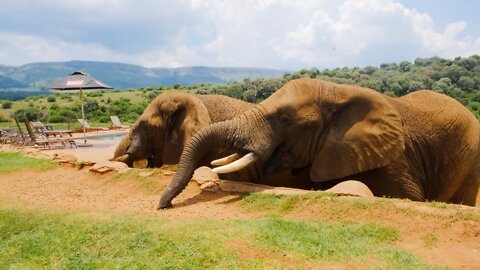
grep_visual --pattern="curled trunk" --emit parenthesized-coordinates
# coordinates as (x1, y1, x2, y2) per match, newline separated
(157, 106, 271, 209)
(157, 121, 235, 209)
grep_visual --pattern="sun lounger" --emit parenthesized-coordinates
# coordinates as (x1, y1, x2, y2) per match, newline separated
(109, 116, 130, 129)
(76, 119, 109, 132)
(11, 118, 31, 148)
(31, 121, 73, 138)
(24, 120, 77, 149)
(0, 128, 20, 145)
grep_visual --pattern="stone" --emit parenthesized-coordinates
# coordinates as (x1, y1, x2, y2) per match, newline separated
(192, 166, 219, 184)
(138, 171, 154, 178)
(89, 161, 128, 174)
(200, 181, 219, 192)
(325, 180, 374, 198)
(132, 159, 148, 169)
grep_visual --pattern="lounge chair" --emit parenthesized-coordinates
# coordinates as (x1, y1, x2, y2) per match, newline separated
(0, 128, 20, 145)
(24, 120, 77, 149)
(76, 119, 109, 132)
(31, 121, 73, 138)
(10, 118, 31, 148)
(109, 116, 130, 129)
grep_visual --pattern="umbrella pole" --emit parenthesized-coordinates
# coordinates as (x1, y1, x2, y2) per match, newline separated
(81, 88, 86, 144)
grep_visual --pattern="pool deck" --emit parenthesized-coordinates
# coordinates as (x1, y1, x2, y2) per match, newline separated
(1, 129, 130, 163)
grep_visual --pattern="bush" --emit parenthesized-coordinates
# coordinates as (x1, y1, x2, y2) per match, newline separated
(47, 96, 56, 102)
(13, 108, 41, 121)
(1, 100, 13, 109)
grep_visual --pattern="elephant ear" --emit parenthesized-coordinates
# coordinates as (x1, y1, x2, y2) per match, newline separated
(148, 93, 212, 164)
(311, 91, 405, 182)
(176, 94, 212, 142)
(148, 92, 212, 138)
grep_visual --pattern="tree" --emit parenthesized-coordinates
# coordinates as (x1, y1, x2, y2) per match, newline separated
(444, 64, 466, 83)
(432, 77, 452, 93)
(457, 76, 475, 92)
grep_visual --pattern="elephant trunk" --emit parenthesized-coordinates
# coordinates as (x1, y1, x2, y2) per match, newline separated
(157, 106, 270, 209)
(157, 122, 233, 208)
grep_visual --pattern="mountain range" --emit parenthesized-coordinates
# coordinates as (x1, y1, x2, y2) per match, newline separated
(0, 61, 287, 99)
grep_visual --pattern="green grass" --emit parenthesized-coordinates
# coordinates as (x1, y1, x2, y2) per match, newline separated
(0, 205, 442, 269)
(0, 152, 56, 174)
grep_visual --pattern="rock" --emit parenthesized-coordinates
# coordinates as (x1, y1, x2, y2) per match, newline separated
(192, 166, 219, 184)
(161, 170, 175, 176)
(325, 180, 374, 198)
(138, 171, 154, 178)
(132, 159, 148, 169)
(89, 161, 128, 174)
(200, 181, 219, 192)
(50, 153, 77, 165)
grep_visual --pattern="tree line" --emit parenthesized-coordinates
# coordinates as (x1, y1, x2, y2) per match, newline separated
(2, 55, 480, 124)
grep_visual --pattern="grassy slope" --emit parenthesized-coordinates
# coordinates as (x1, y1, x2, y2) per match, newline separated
(0, 152, 56, 174)
(0, 205, 442, 270)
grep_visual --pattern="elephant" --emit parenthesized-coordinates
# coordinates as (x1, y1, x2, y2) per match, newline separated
(158, 78, 480, 208)
(114, 91, 311, 188)
(113, 91, 255, 169)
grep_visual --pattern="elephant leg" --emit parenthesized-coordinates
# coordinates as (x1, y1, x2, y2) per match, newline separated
(450, 171, 480, 206)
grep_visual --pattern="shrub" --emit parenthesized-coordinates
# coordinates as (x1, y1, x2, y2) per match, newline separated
(2, 100, 13, 109)
(47, 96, 56, 102)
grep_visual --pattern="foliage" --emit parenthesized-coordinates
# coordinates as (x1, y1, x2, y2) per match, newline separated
(1, 55, 480, 124)
(186, 55, 480, 114)
(13, 107, 48, 122)
(1, 100, 12, 109)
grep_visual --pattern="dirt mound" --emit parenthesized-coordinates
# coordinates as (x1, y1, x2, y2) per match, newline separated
(0, 165, 478, 269)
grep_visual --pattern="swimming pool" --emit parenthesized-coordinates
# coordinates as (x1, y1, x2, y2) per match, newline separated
(85, 132, 127, 141)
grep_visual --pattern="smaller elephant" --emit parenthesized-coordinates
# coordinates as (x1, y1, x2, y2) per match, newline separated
(158, 78, 480, 208)
(113, 91, 255, 169)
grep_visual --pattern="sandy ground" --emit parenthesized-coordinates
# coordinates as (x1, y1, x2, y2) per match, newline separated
(0, 133, 479, 269)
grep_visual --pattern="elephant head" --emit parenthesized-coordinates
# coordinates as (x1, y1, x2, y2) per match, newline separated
(112, 92, 212, 168)
(158, 78, 405, 208)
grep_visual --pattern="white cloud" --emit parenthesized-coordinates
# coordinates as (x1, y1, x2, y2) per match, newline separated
(0, 32, 189, 68)
(268, 0, 480, 68)
(0, 0, 479, 68)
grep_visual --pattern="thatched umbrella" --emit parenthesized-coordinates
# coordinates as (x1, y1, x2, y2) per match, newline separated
(47, 71, 113, 146)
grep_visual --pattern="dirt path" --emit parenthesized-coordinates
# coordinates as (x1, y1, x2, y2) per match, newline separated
(0, 165, 479, 269)
(0, 166, 251, 220)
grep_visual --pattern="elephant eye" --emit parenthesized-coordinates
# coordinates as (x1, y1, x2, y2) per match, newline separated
(280, 114, 291, 125)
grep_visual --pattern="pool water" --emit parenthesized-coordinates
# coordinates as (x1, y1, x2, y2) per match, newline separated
(85, 132, 127, 141)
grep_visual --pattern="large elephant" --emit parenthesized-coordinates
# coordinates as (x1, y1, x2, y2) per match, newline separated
(158, 78, 480, 208)
(113, 91, 254, 168)
(114, 91, 310, 187)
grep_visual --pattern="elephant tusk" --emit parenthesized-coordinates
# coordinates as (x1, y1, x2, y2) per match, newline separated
(211, 153, 241, 166)
(115, 154, 130, 162)
(212, 153, 257, 174)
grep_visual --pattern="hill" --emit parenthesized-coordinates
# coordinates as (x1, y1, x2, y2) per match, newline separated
(0, 61, 287, 99)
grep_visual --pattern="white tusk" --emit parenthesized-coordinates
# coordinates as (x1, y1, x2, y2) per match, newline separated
(211, 153, 241, 166)
(212, 153, 257, 174)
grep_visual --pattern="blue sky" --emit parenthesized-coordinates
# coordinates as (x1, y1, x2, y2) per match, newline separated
(0, 0, 479, 70)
